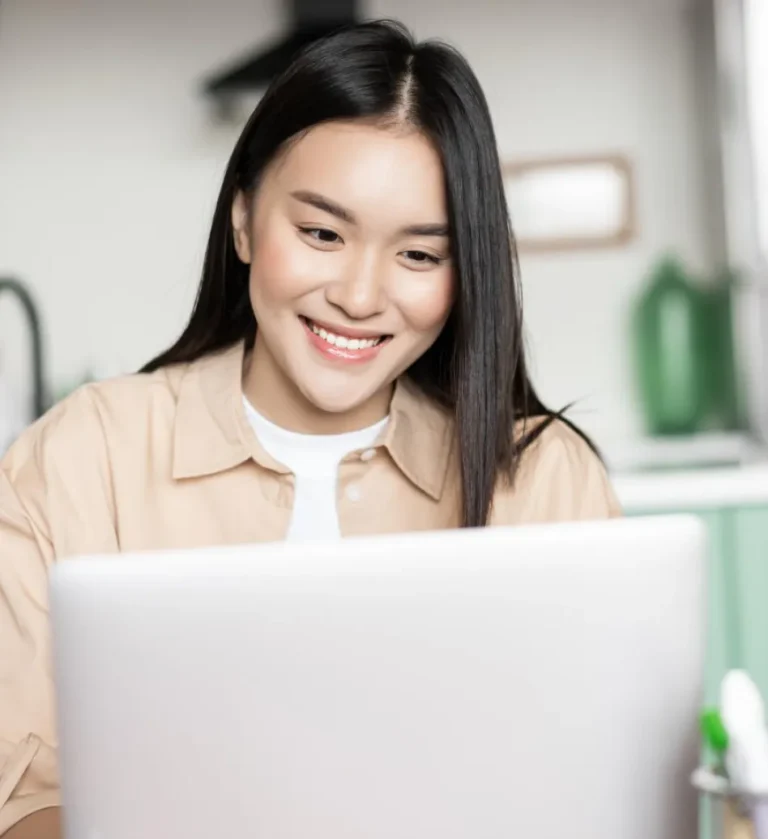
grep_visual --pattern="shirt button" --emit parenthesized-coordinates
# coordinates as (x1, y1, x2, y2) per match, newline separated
(360, 448, 376, 462)
(345, 484, 362, 503)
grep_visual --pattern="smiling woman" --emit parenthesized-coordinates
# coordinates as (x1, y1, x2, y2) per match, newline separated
(139, 20, 619, 528)
(0, 20, 621, 839)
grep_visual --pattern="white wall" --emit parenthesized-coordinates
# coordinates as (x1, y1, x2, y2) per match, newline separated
(745, 0, 768, 265)
(0, 0, 716, 444)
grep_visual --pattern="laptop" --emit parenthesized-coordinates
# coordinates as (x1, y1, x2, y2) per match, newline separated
(50, 515, 706, 839)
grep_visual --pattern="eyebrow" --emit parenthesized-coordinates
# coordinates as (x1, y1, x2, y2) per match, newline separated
(291, 190, 356, 224)
(290, 190, 450, 238)
(400, 222, 450, 237)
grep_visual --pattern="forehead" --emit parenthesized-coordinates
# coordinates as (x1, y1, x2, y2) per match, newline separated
(268, 120, 448, 223)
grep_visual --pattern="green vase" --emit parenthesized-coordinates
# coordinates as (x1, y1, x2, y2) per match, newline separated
(701, 270, 744, 431)
(633, 257, 708, 436)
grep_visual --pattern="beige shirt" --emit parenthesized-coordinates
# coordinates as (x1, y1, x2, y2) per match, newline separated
(0, 342, 620, 833)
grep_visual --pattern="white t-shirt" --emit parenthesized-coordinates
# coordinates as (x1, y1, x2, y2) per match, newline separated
(243, 398, 388, 541)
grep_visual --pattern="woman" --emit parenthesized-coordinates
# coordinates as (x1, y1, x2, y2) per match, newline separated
(0, 20, 620, 838)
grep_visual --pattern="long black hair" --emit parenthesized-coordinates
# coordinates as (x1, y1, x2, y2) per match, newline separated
(144, 20, 587, 528)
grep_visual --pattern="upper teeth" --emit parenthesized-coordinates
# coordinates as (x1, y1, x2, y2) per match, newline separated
(309, 321, 381, 350)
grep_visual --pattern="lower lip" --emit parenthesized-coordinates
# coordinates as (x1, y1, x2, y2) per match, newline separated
(301, 319, 388, 364)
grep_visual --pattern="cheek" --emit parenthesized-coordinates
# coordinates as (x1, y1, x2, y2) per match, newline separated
(248, 223, 327, 306)
(395, 269, 455, 334)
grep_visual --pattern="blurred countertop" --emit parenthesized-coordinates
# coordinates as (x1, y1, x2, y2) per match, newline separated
(605, 432, 768, 511)
(612, 463, 768, 511)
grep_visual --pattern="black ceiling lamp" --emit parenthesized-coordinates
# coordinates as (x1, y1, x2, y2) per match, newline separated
(203, 0, 359, 97)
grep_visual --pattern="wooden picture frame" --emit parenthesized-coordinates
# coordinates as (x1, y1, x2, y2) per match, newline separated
(502, 154, 636, 253)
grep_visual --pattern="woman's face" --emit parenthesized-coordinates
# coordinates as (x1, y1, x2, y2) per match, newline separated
(233, 120, 455, 432)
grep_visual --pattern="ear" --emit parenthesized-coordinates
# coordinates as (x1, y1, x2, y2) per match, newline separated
(231, 190, 252, 264)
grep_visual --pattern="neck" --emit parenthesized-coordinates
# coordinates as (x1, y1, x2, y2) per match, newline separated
(242, 337, 392, 434)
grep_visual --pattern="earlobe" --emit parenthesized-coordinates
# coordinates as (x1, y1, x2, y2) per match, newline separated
(231, 191, 252, 264)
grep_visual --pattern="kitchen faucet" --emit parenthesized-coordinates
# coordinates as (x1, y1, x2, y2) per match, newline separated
(0, 277, 47, 420)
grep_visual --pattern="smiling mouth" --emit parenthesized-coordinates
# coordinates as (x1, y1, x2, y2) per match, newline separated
(301, 317, 391, 351)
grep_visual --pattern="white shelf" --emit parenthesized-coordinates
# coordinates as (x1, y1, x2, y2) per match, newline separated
(606, 432, 768, 511)
(613, 463, 768, 511)
(603, 432, 762, 473)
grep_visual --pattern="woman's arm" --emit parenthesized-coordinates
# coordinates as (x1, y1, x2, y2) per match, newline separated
(1, 387, 121, 837)
(0, 465, 61, 836)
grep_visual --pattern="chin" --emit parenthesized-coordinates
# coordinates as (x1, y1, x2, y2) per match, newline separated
(298, 378, 385, 416)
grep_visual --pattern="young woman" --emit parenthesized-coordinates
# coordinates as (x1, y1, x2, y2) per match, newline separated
(0, 20, 620, 838)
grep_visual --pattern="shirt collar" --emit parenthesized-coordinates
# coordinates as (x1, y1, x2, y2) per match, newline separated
(172, 341, 454, 500)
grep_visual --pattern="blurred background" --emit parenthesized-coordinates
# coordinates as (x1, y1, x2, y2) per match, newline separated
(0, 0, 768, 705)
(2, 0, 767, 460)
(0, 0, 765, 455)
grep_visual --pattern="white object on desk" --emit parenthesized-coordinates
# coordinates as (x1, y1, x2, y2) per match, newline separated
(50, 516, 705, 839)
(722, 671, 768, 795)
(722, 671, 768, 839)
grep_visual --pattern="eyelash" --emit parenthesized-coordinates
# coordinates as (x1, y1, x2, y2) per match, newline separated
(297, 227, 444, 266)
(299, 226, 340, 245)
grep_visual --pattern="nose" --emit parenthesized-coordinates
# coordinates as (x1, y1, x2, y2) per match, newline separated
(324, 251, 388, 320)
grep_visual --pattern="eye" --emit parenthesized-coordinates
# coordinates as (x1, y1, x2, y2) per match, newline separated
(298, 226, 343, 245)
(402, 250, 443, 266)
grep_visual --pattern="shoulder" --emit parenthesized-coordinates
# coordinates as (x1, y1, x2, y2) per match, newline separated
(490, 417, 622, 525)
(1, 364, 191, 551)
(2, 365, 186, 479)
(517, 417, 601, 480)
(0, 364, 191, 522)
